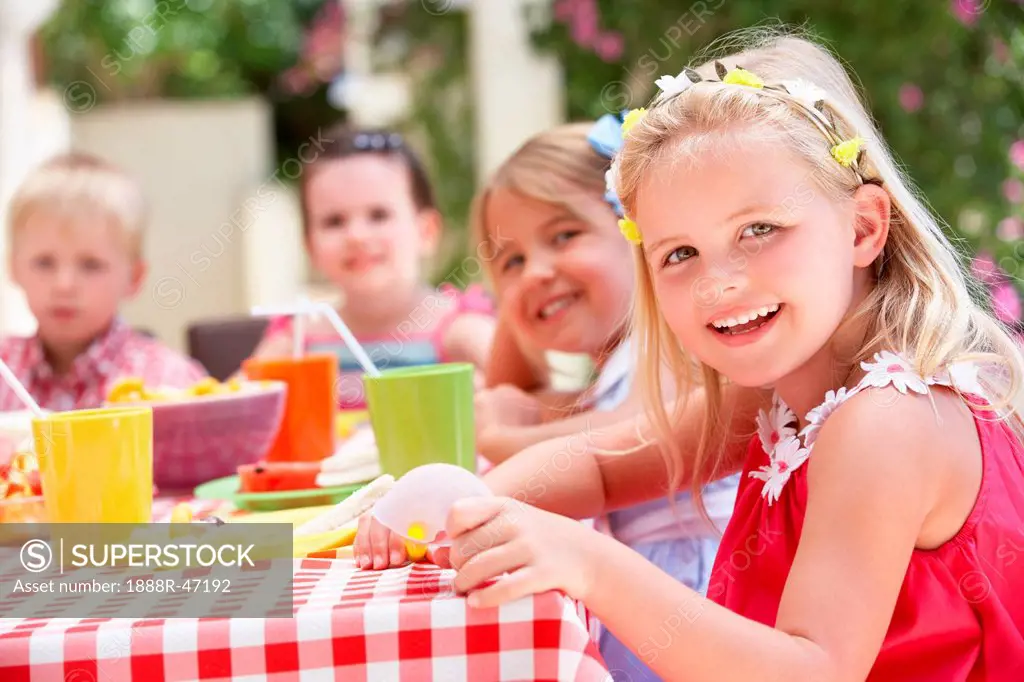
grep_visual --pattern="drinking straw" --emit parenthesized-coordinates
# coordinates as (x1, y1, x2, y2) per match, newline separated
(315, 303, 380, 378)
(0, 357, 43, 417)
(251, 300, 380, 377)
(292, 297, 307, 359)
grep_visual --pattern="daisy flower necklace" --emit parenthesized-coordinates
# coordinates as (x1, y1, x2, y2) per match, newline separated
(750, 351, 980, 505)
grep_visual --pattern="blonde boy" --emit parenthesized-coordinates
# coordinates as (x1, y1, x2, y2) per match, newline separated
(0, 153, 206, 411)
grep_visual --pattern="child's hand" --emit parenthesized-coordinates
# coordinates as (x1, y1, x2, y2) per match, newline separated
(353, 511, 451, 569)
(354, 511, 409, 569)
(445, 496, 597, 608)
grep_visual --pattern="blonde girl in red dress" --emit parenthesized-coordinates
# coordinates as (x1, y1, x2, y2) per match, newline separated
(436, 30, 1024, 680)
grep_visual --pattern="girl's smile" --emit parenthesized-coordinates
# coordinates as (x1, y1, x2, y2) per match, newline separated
(486, 187, 633, 356)
(342, 250, 387, 274)
(707, 303, 784, 347)
(637, 138, 859, 389)
(305, 154, 439, 305)
(534, 290, 584, 322)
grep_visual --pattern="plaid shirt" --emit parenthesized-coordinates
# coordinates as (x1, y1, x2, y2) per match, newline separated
(0, 317, 207, 412)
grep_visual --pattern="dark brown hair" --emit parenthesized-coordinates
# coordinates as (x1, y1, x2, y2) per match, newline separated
(299, 124, 436, 231)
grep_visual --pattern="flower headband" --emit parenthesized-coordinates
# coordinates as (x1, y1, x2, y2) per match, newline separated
(587, 112, 642, 245)
(613, 62, 871, 245)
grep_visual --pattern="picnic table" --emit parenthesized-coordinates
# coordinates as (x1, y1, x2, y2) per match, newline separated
(0, 499, 612, 681)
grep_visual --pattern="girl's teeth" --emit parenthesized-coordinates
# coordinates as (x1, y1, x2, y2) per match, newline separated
(540, 296, 575, 319)
(712, 304, 780, 329)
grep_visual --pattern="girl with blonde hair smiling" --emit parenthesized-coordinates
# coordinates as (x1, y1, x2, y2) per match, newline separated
(436, 29, 1024, 680)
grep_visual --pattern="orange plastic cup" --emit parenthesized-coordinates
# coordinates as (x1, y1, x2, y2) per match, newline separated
(242, 354, 337, 462)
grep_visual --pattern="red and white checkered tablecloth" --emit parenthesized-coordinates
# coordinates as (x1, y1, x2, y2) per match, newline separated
(0, 556, 610, 681)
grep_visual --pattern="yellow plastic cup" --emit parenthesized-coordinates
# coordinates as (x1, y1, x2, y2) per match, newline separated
(32, 406, 154, 523)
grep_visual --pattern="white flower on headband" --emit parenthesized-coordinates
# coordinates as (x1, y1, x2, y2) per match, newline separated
(605, 163, 619, 198)
(655, 71, 695, 97)
(781, 79, 829, 109)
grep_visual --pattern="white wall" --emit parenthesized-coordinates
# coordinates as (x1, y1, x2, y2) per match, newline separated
(68, 98, 279, 351)
(0, 0, 63, 336)
(468, 0, 563, 181)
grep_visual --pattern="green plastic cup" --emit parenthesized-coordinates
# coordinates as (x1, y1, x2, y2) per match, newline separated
(363, 363, 476, 477)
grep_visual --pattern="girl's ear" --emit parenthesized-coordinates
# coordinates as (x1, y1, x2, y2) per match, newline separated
(851, 183, 891, 270)
(417, 208, 443, 257)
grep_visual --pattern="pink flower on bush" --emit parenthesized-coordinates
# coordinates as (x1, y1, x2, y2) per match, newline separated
(951, 0, 982, 25)
(1011, 140, 1024, 171)
(998, 217, 1024, 242)
(899, 84, 924, 113)
(972, 253, 1001, 286)
(553, 0, 578, 21)
(1004, 179, 1024, 204)
(553, 0, 624, 63)
(595, 32, 624, 62)
(569, 0, 598, 46)
(278, 2, 343, 97)
(992, 283, 1023, 324)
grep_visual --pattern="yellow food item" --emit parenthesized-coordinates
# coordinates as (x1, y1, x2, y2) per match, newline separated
(405, 522, 428, 561)
(169, 503, 193, 538)
(228, 505, 335, 528)
(106, 377, 146, 403)
(0, 449, 45, 523)
(336, 410, 370, 440)
(1, 450, 39, 501)
(170, 503, 193, 524)
(106, 376, 252, 403)
(186, 377, 220, 397)
(292, 526, 358, 558)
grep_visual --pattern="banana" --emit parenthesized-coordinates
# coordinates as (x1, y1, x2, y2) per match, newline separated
(294, 474, 395, 538)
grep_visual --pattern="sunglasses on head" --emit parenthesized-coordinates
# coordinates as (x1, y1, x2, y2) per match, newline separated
(352, 132, 405, 152)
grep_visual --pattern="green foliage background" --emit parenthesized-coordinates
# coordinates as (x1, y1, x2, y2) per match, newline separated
(38, 0, 339, 173)
(36, 1, 1024, 306)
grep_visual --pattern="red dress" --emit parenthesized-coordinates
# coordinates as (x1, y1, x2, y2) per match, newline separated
(708, 352, 1024, 680)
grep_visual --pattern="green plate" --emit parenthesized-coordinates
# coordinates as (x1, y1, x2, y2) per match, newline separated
(193, 475, 367, 512)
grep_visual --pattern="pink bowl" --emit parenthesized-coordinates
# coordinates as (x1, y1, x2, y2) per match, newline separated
(141, 382, 286, 490)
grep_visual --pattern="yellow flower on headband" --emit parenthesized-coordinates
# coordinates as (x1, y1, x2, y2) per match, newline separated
(619, 217, 641, 245)
(621, 108, 647, 135)
(831, 136, 866, 167)
(723, 68, 764, 89)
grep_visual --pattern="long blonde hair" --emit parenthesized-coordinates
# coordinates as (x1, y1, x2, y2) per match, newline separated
(614, 28, 1024, 507)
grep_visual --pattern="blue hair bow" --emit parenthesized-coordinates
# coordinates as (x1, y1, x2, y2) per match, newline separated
(587, 112, 625, 217)
(588, 112, 623, 159)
